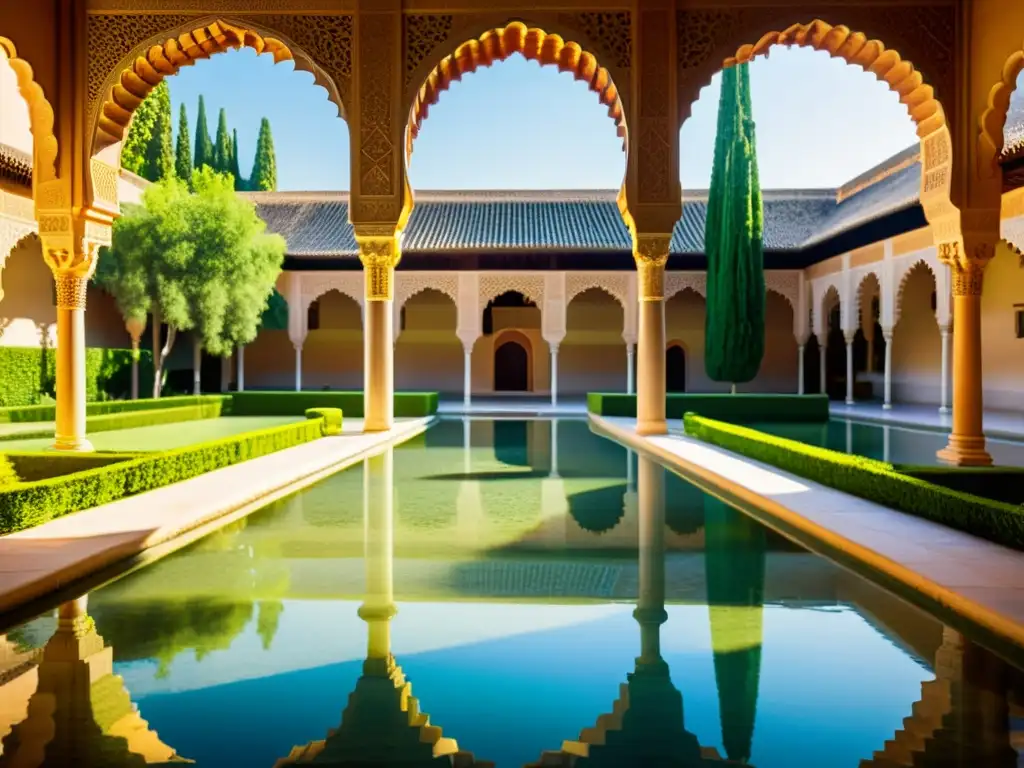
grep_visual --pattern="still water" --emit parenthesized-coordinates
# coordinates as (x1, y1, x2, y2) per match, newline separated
(0, 418, 1021, 767)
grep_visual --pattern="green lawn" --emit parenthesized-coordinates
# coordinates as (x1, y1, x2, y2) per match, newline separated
(0, 416, 300, 452)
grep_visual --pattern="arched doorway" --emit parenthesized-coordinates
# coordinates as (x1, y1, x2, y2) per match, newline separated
(666, 344, 686, 393)
(495, 340, 529, 391)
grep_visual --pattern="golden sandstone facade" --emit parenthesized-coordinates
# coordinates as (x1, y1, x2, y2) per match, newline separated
(0, 1, 1023, 465)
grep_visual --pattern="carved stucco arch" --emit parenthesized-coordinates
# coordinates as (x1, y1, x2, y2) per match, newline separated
(816, 283, 842, 337)
(395, 276, 459, 311)
(405, 20, 627, 163)
(852, 269, 883, 326)
(0, 38, 58, 185)
(664, 272, 706, 302)
(565, 281, 627, 312)
(301, 275, 363, 327)
(0, 228, 40, 303)
(479, 274, 545, 309)
(978, 43, 1024, 168)
(90, 17, 347, 157)
(893, 258, 937, 327)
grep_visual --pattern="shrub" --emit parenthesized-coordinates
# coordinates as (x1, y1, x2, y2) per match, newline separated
(588, 393, 829, 422)
(0, 401, 226, 442)
(231, 391, 438, 418)
(3, 452, 139, 482)
(683, 413, 1024, 551)
(0, 346, 155, 408)
(0, 456, 17, 488)
(305, 407, 342, 436)
(0, 418, 323, 534)
(894, 465, 1024, 506)
(0, 394, 229, 424)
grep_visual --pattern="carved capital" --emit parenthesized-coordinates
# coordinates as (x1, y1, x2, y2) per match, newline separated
(357, 234, 401, 302)
(43, 240, 99, 311)
(633, 234, 671, 301)
(951, 261, 987, 297)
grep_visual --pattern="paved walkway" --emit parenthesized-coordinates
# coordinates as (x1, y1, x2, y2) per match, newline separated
(0, 416, 433, 616)
(831, 401, 1024, 441)
(591, 413, 1024, 660)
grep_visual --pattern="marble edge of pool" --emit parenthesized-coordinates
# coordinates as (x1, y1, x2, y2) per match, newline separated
(0, 415, 437, 620)
(588, 413, 1024, 665)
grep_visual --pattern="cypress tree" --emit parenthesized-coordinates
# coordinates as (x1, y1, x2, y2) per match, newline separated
(175, 103, 192, 182)
(704, 63, 765, 387)
(193, 96, 214, 171)
(121, 84, 162, 177)
(229, 128, 244, 190)
(141, 81, 174, 182)
(249, 117, 277, 192)
(213, 108, 232, 174)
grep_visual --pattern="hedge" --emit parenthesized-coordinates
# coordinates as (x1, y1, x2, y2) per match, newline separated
(0, 345, 155, 408)
(0, 401, 227, 442)
(3, 451, 141, 482)
(0, 395, 230, 424)
(894, 465, 1024, 506)
(0, 417, 325, 534)
(683, 413, 1024, 551)
(306, 407, 342, 436)
(588, 393, 829, 422)
(231, 391, 439, 418)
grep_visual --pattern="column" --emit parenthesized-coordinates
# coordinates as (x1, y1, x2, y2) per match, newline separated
(358, 232, 401, 433)
(463, 418, 472, 475)
(882, 327, 894, 410)
(846, 419, 853, 454)
(626, 342, 636, 395)
(883, 424, 891, 463)
(938, 259, 992, 466)
(462, 343, 473, 410)
(46, 254, 96, 452)
(293, 341, 303, 391)
(844, 332, 855, 405)
(817, 333, 827, 395)
(549, 418, 559, 478)
(797, 341, 806, 395)
(237, 345, 245, 392)
(626, 448, 635, 491)
(634, 235, 670, 435)
(125, 317, 145, 401)
(939, 323, 951, 414)
(360, 447, 397, 665)
(549, 343, 559, 407)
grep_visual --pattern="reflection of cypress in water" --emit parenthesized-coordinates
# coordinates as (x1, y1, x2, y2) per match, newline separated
(704, 496, 766, 764)
(664, 472, 706, 535)
(568, 483, 628, 533)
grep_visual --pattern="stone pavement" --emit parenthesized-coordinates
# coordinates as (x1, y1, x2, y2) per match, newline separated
(831, 401, 1024, 441)
(0, 416, 433, 616)
(591, 413, 1024, 661)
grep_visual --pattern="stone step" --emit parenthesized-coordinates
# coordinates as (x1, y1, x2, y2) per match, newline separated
(560, 740, 591, 758)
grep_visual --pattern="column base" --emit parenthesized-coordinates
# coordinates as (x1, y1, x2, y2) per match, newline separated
(938, 406, 950, 415)
(635, 419, 668, 436)
(845, 398, 855, 406)
(52, 434, 94, 452)
(363, 418, 393, 434)
(937, 435, 993, 467)
(882, 403, 892, 411)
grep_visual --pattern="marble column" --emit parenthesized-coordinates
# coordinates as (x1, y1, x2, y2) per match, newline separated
(939, 323, 951, 414)
(817, 333, 827, 395)
(882, 328, 894, 410)
(463, 344, 473, 410)
(293, 341, 303, 392)
(550, 343, 559, 407)
(626, 342, 636, 395)
(844, 332, 856, 405)
(635, 454, 667, 669)
(358, 233, 400, 433)
(49, 266, 94, 451)
(634, 236, 670, 435)
(236, 345, 245, 392)
(549, 418, 559, 478)
(126, 317, 145, 401)
(797, 342, 806, 395)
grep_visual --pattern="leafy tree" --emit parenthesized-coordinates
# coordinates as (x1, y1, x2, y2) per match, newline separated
(120, 81, 166, 178)
(141, 81, 174, 182)
(704, 62, 765, 389)
(213, 107, 232, 174)
(175, 102, 192, 182)
(229, 128, 244, 190)
(193, 95, 214, 171)
(249, 117, 277, 191)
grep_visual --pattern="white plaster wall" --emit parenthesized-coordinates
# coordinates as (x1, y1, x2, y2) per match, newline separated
(890, 263, 941, 405)
(980, 242, 1024, 411)
(560, 288, 627, 395)
(395, 290, 461, 393)
(0, 51, 32, 155)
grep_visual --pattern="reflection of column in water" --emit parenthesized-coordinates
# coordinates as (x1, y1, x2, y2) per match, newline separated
(541, 475, 569, 546)
(549, 418, 559, 478)
(456, 479, 484, 544)
(635, 455, 667, 669)
(626, 448, 636, 491)
(360, 447, 396, 664)
(463, 418, 471, 476)
(883, 424, 891, 464)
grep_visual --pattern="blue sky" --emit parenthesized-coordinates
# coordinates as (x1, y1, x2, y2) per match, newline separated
(167, 45, 923, 192)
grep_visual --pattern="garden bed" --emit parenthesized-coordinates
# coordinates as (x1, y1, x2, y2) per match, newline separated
(231, 390, 439, 418)
(587, 393, 829, 422)
(0, 394, 228, 424)
(0, 400, 228, 442)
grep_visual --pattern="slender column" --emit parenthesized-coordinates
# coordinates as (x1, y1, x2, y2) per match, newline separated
(882, 328, 894, 410)
(463, 344, 472, 410)
(817, 333, 827, 395)
(549, 343, 559, 406)
(939, 324, 951, 414)
(293, 342, 303, 391)
(883, 424, 891, 464)
(192, 339, 202, 395)
(797, 342, 806, 395)
(359, 447, 397, 664)
(626, 342, 636, 395)
(844, 332, 856, 405)
(463, 418, 471, 475)
(635, 454, 667, 670)
(938, 259, 992, 466)
(634, 235, 670, 435)
(846, 419, 853, 454)
(549, 418, 559, 478)
(358, 232, 401, 433)
(237, 345, 245, 392)
(47, 258, 95, 452)
(626, 448, 635, 490)
(126, 317, 145, 401)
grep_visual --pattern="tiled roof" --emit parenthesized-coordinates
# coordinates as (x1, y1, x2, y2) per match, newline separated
(0, 143, 32, 188)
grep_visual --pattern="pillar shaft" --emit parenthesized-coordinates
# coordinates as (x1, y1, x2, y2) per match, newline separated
(883, 330, 894, 410)
(797, 343, 805, 395)
(938, 260, 992, 466)
(361, 448, 396, 661)
(549, 345, 559, 406)
(463, 347, 472, 410)
(634, 235, 670, 435)
(51, 273, 93, 452)
(293, 343, 303, 391)
(844, 334, 855, 405)
(237, 345, 245, 392)
(818, 335, 827, 395)
(626, 342, 635, 395)
(939, 325, 951, 413)
(358, 233, 401, 433)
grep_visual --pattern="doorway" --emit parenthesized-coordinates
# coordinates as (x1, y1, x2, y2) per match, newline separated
(666, 344, 686, 393)
(494, 340, 529, 391)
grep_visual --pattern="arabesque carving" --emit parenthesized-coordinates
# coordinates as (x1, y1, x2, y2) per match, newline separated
(637, 9, 674, 204)
(0, 38, 58, 184)
(978, 38, 1024, 174)
(43, 244, 100, 311)
(404, 15, 454, 86)
(0, 223, 38, 303)
(565, 273, 628, 308)
(765, 270, 800, 311)
(479, 274, 544, 307)
(407, 22, 626, 161)
(395, 274, 459, 308)
(664, 271, 707, 301)
(358, 235, 402, 301)
(90, 159, 119, 208)
(558, 12, 631, 70)
(358, 12, 398, 198)
(893, 259, 935, 324)
(633, 235, 671, 300)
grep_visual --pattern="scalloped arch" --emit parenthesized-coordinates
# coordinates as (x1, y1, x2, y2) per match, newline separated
(396, 282, 459, 309)
(894, 258, 936, 325)
(0, 38, 58, 184)
(92, 17, 345, 155)
(978, 45, 1024, 171)
(566, 283, 627, 310)
(683, 20, 945, 140)
(765, 286, 796, 313)
(406, 22, 626, 162)
(853, 270, 882, 315)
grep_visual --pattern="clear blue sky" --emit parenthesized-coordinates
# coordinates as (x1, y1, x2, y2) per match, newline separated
(167, 45, 924, 192)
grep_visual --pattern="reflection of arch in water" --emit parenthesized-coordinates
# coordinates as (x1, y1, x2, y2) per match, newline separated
(493, 329, 533, 392)
(567, 483, 628, 534)
(666, 341, 687, 393)
(493, 419, 531, 467)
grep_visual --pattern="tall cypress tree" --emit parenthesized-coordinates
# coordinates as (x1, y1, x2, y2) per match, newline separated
(213, 108, 232, 174)
(704, 63, 765, 387)
(193, 95, 214, 171)
(249, 117, 277, 192)
(175, 103, 192, 182)
(229, 128, 244, 190)
(141, 81, 174, 182)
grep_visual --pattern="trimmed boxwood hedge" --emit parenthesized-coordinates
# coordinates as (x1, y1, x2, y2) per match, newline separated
(306, 407, 343, 436)
(894, 465, 1024, 506)
(0, 401, 227, 442)
(588, 393, 829, 423)
(0, 345, 155, 408)
(3, 451, 141, 482)
(231, 391, 439, 418)
(0, 417, 325, 534)
(683, 413, 1024, 551)
(0, 394, 229, 424)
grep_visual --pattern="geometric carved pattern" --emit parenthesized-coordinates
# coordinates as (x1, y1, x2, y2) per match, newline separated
(764, 270, 800, 311)
(565, 273, 629, 309)
(407, 22, 627, 161)
(395, 273, 459, 309)
(637, 9, 673, 204)
(479, 273, 545, 307)
(664, 271, 707, 300)
(358, 13, 397, 198)
(893, 258, 936, 325)
(404, 14, 454, 86)
(559, 12, 632, 70)
(301, 272, 363, 311)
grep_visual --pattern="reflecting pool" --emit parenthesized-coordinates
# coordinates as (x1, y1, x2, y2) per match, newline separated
(0, 418, 1022, 767)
